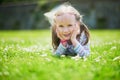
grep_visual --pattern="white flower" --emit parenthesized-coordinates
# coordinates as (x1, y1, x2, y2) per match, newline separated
(22, 48, 32, 52)
(40, 54, 47, 57)
(113, 56, 120, 61)
(30, 56, 33, 59)
(94, 56, 101, 62)
(71, 55, 81, 61)
(103, 51, 107, 55)
(83, 56, 87, 61)
(45, 58, 51, 62)
(61, 55, 65, 58)
(110, 46, 116, 50)
(3, 71, 9, 76)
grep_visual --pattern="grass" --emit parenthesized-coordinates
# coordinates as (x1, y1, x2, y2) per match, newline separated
(0, 29, 120, 80)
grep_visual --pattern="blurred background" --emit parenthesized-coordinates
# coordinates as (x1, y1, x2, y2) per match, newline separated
(0, 0, 120, 30)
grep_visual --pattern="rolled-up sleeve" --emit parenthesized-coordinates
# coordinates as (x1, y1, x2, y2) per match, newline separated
(74, 42, 90, 57)
(74, 32, 90, 57)
(54, 43, 67, 56)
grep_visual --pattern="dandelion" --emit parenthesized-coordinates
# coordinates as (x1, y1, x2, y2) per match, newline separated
(94, 56, 101, 62)
(4, 47, 8, 51)
(3, 71, 9, 76)
(40, 54, 47, 57)
(45, 58, 51, 62)
(42, 48, 46, 51)
(30, 56, 33, 59)
(61, 55, 65, 58)
(22, 48, 32, 52)
(95, 59, 100, 62)
(110, 46, 116, 50)
(71, 55, 81, 61)
(113, 56, 120, 61)
(103, 51, 107, 55)
(107, 42, 112, 45)
(103, 60, 107, 64)
(83, 56, 87, 61)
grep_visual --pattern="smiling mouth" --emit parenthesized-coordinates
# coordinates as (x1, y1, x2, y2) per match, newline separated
(63, 34, 71, 37)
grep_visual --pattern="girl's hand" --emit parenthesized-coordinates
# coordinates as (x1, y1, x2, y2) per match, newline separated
(71, 23, 80, 46)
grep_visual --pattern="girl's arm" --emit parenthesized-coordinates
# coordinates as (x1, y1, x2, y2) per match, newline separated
(54, 43, 67, 56)
(74, 41, 90, 57)
(71, 24, 90, 57)
(73, 32, 90, 57)
(54, 28, 68, 56)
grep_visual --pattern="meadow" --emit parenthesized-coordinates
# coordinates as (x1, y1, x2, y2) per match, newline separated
(0, 30, 120, 80)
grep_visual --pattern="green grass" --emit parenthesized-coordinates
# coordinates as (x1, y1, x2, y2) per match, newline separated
(0, 30, 120, 80)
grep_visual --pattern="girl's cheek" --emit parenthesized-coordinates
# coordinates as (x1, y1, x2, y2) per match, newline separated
(70, 27, 74, 32)
(56, 28, 62, 33)
(58, 28, 61, 31)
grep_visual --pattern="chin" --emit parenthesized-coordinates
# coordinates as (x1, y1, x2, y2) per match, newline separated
(65, 37, 70, 40)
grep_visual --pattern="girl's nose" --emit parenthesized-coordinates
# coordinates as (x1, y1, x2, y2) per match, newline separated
(63, 27, 69, 33)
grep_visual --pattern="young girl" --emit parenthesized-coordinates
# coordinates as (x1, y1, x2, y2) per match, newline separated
(44, 3, 90, 58)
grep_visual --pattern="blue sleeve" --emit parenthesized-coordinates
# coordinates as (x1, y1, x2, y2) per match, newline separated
(74, 42, 90, 57)
(74, 31, 90, 57)
(54, 43, 67, 56)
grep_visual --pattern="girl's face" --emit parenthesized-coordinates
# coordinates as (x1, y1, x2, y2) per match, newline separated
(55, 14, 79, 40)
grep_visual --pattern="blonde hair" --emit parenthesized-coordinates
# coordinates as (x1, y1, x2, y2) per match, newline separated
(45, 3, 90, 50)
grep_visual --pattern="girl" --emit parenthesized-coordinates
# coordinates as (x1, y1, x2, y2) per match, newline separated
(44, 3, 90, 58)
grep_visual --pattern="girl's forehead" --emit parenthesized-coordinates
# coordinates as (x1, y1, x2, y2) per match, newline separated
(55, 14, 76, 24)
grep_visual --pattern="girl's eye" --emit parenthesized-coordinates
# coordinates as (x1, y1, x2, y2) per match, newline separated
(59, 25, 63, 27)
(68, 24, 72, 27)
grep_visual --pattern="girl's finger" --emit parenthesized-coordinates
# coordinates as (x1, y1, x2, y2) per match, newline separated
(76, 24, 80, 34)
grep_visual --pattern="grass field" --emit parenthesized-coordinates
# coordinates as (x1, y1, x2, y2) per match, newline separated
(0, 30, 120, 80)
